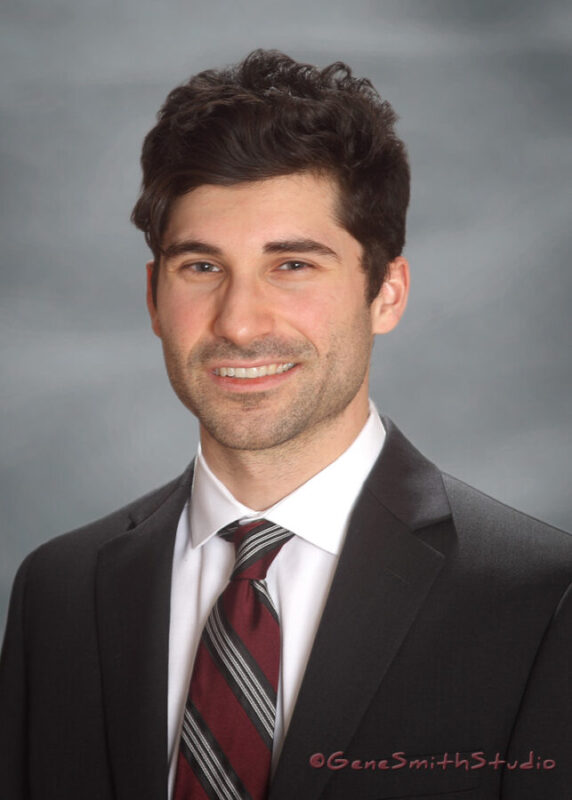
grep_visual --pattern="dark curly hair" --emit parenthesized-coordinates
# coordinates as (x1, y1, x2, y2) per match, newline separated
(131, 49, 410, 303)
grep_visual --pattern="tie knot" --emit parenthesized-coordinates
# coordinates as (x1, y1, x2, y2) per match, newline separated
(220, 518, 293, 580)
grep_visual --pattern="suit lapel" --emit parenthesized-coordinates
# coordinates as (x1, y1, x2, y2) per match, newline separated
(95, 465, 193, 800)
(270, 419, 453, 800)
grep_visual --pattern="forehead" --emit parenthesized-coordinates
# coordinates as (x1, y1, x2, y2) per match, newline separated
(162, 172, 353, 250)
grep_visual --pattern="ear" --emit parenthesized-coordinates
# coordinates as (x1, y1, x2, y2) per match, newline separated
(146, 261, 162, 338)
(370, 256, 410, 335)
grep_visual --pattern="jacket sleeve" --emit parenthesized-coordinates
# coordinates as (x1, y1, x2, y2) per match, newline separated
(0, 555, 33, 800)
(501, 580, 572, 799)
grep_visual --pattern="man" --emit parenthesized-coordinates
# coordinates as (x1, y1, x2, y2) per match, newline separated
(1, 49, 571, 800)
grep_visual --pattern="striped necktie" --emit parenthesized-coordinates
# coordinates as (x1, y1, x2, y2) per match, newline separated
(174, 519, 293, 800)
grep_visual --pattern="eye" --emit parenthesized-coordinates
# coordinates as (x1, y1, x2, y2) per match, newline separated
(182, 261, 222, 274)
(277, 260, 311, 272)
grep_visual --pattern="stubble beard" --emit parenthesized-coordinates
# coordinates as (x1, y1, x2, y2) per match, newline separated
(162, 328, 373, 454)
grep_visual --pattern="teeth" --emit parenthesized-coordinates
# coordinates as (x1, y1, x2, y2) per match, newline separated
(215, 363, 295, 378)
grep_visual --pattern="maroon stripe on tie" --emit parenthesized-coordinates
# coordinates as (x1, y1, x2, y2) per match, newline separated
(192, 649, 269, 786)
(220, 583, 281, 683)
(202, 598, 276, 749)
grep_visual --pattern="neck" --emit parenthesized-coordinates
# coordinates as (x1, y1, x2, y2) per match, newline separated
(200, 403, 370, 511)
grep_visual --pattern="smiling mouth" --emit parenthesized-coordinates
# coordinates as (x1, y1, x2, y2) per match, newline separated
(213, 363, 296, 378)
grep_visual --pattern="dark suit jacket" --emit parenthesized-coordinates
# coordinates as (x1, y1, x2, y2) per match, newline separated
(1, 419, 571, 800)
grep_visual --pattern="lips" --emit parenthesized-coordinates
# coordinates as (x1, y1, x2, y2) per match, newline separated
(213, 363, 295, 378)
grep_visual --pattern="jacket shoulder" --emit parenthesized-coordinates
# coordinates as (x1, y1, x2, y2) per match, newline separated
(442, 471, 571, 536)
(441, 471, 572, 576)
(21, 465, 193, 577)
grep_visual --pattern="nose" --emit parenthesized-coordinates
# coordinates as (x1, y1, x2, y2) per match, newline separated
(212, 274, 276, 346)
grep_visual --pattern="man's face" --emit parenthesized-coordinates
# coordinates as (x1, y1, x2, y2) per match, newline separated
(148, 172, 406, 457)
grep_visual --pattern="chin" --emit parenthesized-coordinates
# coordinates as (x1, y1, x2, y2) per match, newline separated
(202, 424, 295, 453)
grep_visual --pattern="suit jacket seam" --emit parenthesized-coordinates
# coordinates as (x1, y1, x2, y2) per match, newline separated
(502, 576, 572, 760)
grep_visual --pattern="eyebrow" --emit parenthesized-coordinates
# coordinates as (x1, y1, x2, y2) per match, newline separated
(161, 237, 340, 262)
(161, 240, 223, 261)
(263, 239, 340, 261)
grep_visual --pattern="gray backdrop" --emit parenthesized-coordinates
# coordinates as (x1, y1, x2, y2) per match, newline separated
(2, 0, 571, 633)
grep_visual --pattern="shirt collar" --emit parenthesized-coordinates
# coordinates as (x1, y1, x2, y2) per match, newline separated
(189, 400, 386, 556)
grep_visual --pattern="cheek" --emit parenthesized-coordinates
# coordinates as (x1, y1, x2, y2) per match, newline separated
(280, 287, 341, 337)
(290, 288, 367, 343)
(157, 291, 210, 344)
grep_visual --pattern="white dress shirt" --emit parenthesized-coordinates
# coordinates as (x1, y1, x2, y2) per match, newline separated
(167, 403, 386, 796)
